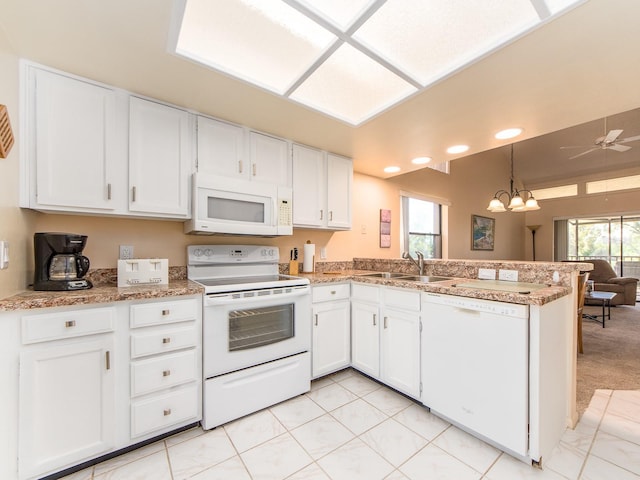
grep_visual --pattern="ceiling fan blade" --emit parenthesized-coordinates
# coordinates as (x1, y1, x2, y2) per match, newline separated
(617, 134, 640, 144)
(568, 148, 598, 160)
(603, 129, 623, 143)
(560, 145, 592, 149)
(607, 144, 632, 152)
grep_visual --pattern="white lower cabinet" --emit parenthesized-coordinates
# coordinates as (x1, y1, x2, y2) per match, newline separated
(128, 297, 201, 440)
(7, 295, 202, 480)
(18, 306, 117, 480)
(350, 283, 421, 399)
(311, 284, 351, 378)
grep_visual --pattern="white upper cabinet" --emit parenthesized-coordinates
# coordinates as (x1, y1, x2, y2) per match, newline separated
(22, 66, 125, 212)
(197, 116, 290, 186)
(249, 132, 290, 185)
(292, 144, 325, 228)
(327, 153, 352, 229)
(292, 145, 352, 230)
(129, 97, 193, 218)
(196, 116, 245, 179)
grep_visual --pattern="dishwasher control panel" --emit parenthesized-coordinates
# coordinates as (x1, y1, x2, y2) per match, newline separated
(422, 292, 528, 318)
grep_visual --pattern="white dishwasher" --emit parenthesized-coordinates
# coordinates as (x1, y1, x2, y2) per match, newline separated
(421, 292, 529, 457)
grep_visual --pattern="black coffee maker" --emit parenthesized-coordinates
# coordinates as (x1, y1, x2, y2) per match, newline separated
(34, 233, 93, 291)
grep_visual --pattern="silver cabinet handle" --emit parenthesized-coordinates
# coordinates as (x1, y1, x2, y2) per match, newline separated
(131, 186, 137, 202)
(314, 314, 318, 326)
(329, 211, 333, 221)
(252, 163, 257, 176)
(162, 309, 170, 316)
(65, 320, 76, 328)
(105, 351, 111, 370)
(373, 314, 377, 326)
(163, 370, 171, 377)
(163, 408, 172, 416)
(320, 210, 323, 220)
(162, 337, 171, 344)
(238, 160, 243, 173)
(107, 183, 112, 200)
(384, 316, 388, 329)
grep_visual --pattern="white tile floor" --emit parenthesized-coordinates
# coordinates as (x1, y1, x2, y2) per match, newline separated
(62, 369, 640, 480)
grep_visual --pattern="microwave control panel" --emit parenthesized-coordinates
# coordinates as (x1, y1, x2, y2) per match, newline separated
(278, 198, 292, 226)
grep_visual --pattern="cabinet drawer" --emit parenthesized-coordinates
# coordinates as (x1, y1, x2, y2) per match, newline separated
(131, 384, 199, 438)
(312, 283, 350, 303)
(131, 350, 197, 397)
(130, 322, 198, 359)
(351, 283, 380, 302)
(130, 298, 198, 328)
(22, 307, 115, 344)
(384, 288, 421, 311)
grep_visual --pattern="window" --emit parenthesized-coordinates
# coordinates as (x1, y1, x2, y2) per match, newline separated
(402, 196, 442, 258)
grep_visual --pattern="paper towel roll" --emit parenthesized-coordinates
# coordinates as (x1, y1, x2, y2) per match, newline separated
(303, 243, 315, 272)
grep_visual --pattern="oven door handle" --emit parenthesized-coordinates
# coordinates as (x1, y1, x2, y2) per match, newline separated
(204, 286, 310, 306)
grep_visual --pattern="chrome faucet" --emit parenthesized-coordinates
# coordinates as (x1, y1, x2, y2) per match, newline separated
(402, 251, 425, 275)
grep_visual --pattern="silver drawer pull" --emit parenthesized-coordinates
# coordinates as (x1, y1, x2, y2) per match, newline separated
(163, 370, 171, 377)
(373, 314, 377, 326)
(163, 408, 172, 416)
(162, 309, 170, 316)
(330, 290, 336, 295)
(65, 320, 76, 328)
(162, 337, 171, 344)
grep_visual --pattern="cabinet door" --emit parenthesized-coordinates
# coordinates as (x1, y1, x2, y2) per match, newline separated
(326, 154, 352, 230)
(249, 131, 290, 185)
(32, 68, 117, 211)
(129, 97, 192, 217)
(381, 308, 421, 399)
(292, 144, 326, 227)
(312, 300, 351, 378)
(351, 301, 380, 378)
(197, 116, 246, 178)
(19, 336, 115, 479)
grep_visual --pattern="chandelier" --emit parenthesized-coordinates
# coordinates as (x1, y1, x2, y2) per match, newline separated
(486, 144, 540, 213)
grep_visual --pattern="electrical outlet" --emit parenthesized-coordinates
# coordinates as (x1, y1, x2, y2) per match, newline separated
(0, 241, 8, 269)
(320, 247, 327, 260)
(499, 269, 519, 282)
(478, 268, 496, 280)
(119, 245, 134, 260)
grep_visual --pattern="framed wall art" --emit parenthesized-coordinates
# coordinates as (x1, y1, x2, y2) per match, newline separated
(471, 215, 495, 251)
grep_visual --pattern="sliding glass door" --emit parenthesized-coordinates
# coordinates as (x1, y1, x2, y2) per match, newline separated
(555, 216, 640, 293)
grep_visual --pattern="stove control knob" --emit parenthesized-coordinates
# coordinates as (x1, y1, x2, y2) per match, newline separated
(204, 248, 213, 257)
(193, 248, 203, 257)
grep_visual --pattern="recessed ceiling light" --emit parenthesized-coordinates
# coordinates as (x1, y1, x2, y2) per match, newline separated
(495, 128, 523, 140)
(446, 145, 469, 154)
(411, 156, 432, 165)
(384, 166, 401, 173)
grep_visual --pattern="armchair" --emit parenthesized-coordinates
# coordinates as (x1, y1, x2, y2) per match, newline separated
(585, 259, 638, 306)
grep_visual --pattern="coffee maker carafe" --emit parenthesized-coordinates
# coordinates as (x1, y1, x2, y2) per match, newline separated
(34, 233, 93, 291)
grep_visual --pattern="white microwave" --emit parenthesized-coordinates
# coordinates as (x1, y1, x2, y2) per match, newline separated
(184, 173, 293, 236)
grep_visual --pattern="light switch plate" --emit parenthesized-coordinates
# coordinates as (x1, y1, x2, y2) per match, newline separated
(478, 268, 496, 280)
(499, 269, 519, 282)
(0, 241, 8, 269)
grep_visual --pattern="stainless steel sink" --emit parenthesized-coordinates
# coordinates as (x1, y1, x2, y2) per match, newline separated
(397, 275, 453, 283)
(356, 272, 408, 279)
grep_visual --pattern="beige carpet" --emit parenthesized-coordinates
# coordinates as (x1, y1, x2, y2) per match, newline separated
(576, 303, 640, 414)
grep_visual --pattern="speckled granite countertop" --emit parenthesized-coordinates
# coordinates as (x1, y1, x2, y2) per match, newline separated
(0, 259, 590, 311)
(297, 270, 570, 306)
(0, 280, 204, 312)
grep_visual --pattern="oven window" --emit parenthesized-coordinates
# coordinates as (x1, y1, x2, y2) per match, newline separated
(228, 303, 294, 351)
(207, 196, 265, 223)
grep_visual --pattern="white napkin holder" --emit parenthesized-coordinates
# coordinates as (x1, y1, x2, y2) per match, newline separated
(117, 259, 169, 287)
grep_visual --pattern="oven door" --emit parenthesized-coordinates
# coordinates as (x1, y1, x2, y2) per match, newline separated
(203, 285, 310, 378)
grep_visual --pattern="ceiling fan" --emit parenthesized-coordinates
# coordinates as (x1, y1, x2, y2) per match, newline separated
(560, 127, 640, 160)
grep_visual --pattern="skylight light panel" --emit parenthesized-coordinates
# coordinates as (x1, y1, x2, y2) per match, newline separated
(175, 0, 336, 94)
(289, 43, 417, 125)
(293, 0, 377, 31)
(352, 0, 540, 87)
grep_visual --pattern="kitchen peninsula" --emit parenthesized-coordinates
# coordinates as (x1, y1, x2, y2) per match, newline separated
(0, 258, 589, 480)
